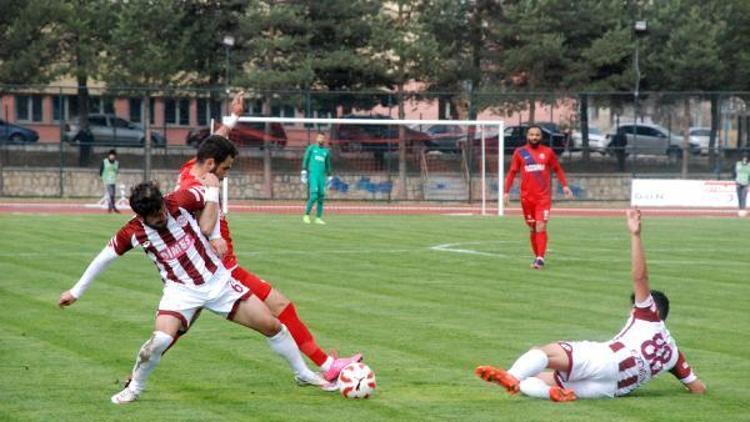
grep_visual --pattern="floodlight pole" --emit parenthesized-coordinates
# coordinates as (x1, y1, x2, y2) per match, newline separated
(222, 35, 235, 115)
(633, 20, 647, 176)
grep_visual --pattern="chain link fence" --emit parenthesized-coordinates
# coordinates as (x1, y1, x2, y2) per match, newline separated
(2, 85, 749, 201)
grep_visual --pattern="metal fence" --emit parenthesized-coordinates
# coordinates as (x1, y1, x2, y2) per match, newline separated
(2, 85, 749, 200)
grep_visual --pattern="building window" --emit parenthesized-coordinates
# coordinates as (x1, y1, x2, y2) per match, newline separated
(149, 97, 156, 125)
(196, 98, 223, 126)
(165, 97, 190, 126)
(87, 97, 114, 115)
(272, 104, 296, 126)
(15, 95, 43, 122)
(129, 98, 142, 123)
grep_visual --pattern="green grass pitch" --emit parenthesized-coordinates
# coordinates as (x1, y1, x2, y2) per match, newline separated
(0, 213, 748, 421)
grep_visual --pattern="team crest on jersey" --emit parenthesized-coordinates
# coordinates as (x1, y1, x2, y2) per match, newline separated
(143, 240, 151, 248)
(176, 215, 188, 227)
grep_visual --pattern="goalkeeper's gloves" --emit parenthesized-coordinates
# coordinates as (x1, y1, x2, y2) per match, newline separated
(300, 170, 308, 184)
(326, 176, 334, 188)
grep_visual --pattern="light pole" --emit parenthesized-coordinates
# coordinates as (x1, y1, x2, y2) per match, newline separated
(632, 20, 647, 175)
(222, 35, 235, 114)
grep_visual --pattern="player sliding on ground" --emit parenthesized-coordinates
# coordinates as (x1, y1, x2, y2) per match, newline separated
(503, 125, 573, 269)
(175, 91, 361, 383)
(58, 182, 334, 404)
(476, 209, 706, 401)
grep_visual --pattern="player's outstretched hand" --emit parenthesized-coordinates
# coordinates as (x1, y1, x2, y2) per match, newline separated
(230, 90, 245, 116)
(58, 291, 77, 308)
(626, 208, 641, 236)
(503, 193, 510, 205)
(200, 173, 221, 188)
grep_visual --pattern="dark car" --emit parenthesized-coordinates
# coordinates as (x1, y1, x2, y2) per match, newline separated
(329, 114, 432, 152)
(186, 120, 287, 149)
(0, 119, 39, 144)
(460, 123, 567, 154)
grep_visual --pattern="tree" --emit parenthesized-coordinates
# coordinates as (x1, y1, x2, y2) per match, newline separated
(0, 0, 61, 84)
(641, 0, 726, 176)
(103, 0, 192, 180)
(234, 0, 314, 198)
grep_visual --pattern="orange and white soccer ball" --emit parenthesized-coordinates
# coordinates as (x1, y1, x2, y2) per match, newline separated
(338, 362, 376, 399)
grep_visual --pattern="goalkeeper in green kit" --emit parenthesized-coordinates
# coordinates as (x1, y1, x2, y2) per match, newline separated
(301, 133, 333, 224)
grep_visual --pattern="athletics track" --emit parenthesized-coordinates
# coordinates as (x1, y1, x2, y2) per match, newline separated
(0, 200, 742, 218)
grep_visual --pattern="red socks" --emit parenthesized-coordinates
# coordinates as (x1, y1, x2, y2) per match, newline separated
(535, 231, 548, 258)
(530, 231, 548, 258)
(278, 303, 328, 366)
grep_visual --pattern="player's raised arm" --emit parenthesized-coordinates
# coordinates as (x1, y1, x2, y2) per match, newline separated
(627, 208, 651, 303)
(215, 91, 245, 138)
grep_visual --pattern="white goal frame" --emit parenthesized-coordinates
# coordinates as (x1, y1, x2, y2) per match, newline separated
(222, 116, 506, 216)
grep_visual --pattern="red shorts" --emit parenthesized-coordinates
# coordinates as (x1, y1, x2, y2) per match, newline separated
(521, 198, 551, 227)
(231, 266, 273, 301)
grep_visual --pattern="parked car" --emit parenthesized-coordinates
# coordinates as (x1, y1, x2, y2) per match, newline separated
(689, 127, 712, 154)
(417, 124, 467, 152)
(605, 123, 700, 157)
(64, 114, 166, 146)
(571, 126, 609, 153)
(460, 123, 567, 154)
(329, 114, 432, 152)
(186, 119, 287, 148)
(0, 119, 39, 144)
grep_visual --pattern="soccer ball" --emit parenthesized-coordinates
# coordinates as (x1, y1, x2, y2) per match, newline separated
(338, 362, 376, 399)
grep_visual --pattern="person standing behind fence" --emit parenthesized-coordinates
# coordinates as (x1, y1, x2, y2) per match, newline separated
(100, 149, 120, 213)
(301, 133, 332, 225)
(735, 154, 750, 217)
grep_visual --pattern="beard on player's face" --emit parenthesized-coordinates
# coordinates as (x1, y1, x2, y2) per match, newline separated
(144, 207, 168, 230)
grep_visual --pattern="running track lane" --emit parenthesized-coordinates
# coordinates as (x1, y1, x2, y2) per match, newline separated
(0, 201, 743, 217)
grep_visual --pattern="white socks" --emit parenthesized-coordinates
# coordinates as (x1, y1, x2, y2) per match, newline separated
(320, 356, 334, 372)
(266, 325, 316, 378)
(129, 331, 174, 394)
(508, 348, 549, 380)
(520, 377, 552, 399)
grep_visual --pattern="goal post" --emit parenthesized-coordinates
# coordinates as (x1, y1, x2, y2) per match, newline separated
(222, 115, 505, 215)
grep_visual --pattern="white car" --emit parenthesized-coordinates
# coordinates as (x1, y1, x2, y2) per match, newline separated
(571, 126, 609, 154)
(689, 127, 712, 154)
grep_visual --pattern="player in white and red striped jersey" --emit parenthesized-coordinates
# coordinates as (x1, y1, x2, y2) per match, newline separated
(476, 209, 706, 401)
(172, 91, 362, 383)
(58, 181, 333, 405)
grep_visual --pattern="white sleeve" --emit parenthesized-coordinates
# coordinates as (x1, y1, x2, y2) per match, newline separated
(69, 246, 119, 299)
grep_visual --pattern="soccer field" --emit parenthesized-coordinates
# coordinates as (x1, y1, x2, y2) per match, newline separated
(0, 213, 748, 421)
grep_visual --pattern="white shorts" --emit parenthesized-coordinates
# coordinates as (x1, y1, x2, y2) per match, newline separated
(553, 341, 619, 398)
(156, 274, 251, 330)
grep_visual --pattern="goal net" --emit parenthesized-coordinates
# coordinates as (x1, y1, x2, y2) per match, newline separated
(220, 115, 506, 215)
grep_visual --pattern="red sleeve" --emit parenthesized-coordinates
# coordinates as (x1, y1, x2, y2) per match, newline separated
(107, 220, 138, 256)
(670, 351, 695, 383)
(504, 150, 522, 193)
(549, 150, 568, 187)
(167, 187, 206, 213)
(632, 294, 661, 322)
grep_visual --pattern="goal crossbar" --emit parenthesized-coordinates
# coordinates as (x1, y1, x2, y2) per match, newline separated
(225, 115, 506, 216)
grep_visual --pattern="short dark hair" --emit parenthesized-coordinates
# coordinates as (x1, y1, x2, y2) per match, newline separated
(630, 289, 670, 321)
(108, 149, 117, 156)
(196, 135, 238, 164)
(129, 181, 164, 217)
(526, 124, 544, 134)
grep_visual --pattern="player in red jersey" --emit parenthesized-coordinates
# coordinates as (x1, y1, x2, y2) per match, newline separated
(58, 181, 333, 404)
(475, 209, 706, 401)
(504, 125, 573, 269)
(173, 92, 361, 382)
